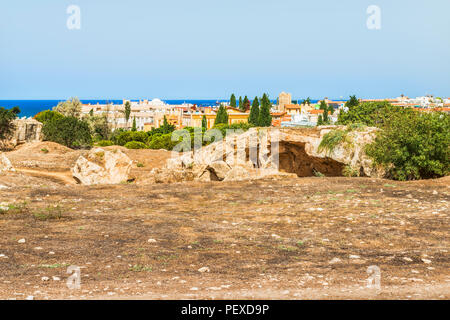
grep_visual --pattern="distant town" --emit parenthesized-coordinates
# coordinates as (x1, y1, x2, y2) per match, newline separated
(70, 93, 450, 131)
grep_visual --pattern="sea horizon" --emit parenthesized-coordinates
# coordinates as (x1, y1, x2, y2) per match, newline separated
(0, 98, 326, 118)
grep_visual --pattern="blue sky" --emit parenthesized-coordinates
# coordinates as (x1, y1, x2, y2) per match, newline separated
(0, 0, 449, 99)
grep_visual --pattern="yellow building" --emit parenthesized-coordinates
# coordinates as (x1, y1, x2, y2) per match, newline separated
(184, 107, 249, 130)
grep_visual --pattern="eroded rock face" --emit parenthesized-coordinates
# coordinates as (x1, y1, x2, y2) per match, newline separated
(0, 153, 15, 173)
(11, 119, 43, 147)
(72, 148, 132, 185)
(150, 126, 382, 183)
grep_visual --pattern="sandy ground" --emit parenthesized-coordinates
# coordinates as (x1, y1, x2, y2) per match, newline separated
(0, 143, 449, 300)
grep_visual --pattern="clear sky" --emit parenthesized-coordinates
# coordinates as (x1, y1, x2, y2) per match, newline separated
(0, 0, 449, 100)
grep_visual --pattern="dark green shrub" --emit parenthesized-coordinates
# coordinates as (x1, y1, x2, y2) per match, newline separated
(116, 131, 133, 146)
(130, 131, 148, 143)
(0, 106, 20, 142)
(34, 110, 63, 124)
(42, 116, 92, 149)
(148, 133, 180, 150)
(124, 141, 147, 149)
(366, 110, 450, 180)
(97, 140, 114, 147)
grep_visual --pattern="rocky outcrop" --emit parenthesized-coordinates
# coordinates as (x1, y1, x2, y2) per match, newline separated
(10, 118, 43, 147)
(0, 153, 15, 173)
(150, 126, 382, 183)
(72, 148, 133, 185)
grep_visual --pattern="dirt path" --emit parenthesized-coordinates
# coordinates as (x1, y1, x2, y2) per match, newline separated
(15, 168, 77, 185)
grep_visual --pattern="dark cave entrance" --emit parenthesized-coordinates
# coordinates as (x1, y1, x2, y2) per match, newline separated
(278, 141, 345, 177)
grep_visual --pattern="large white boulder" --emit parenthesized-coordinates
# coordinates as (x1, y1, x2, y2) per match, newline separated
(72, 148, 132, 185)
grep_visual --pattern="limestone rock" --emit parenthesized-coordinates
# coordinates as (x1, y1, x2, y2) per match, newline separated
(72, 148, 132, 185)
(152, 126, 383, 184)
(0, 153, 15, 172)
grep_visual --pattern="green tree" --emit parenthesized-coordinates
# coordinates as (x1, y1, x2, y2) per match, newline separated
(0, 106, 20, 143)
(124, 101, 131, 127)
(202, 115, 207, 130)
(241, 96, 250, 112)
(346, 95, 360, 109)
(366, 109, 450, 180)
(160, 115, 176, 134)
(328, 104, 335, 115)
(230, 94, 237, 108)
(317, 114, 323, 126)
(320, 100, 329, 124)
(132, 116, 137, 131)
(84, 114, 110, 141)
(338, 100, 397, 126)
(257, 93, 272, 127)
(53, 97, 82, 118)
(42, 116, 91, 148)
(238, 96, 243, 110)
(34, 110, 63, 125)
(214, 105, 229, 126)
(248, 97, 260, 125)
(89, 109, 94, 117)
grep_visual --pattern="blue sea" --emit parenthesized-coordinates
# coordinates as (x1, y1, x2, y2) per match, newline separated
(0, 99, 321, 118)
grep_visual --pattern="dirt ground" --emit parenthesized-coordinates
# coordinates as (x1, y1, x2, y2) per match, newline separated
(0, 144, 449, 300)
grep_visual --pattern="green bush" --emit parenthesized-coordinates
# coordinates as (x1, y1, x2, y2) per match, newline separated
(366, 109, 450, 180)
(97, 140, 114, 147)
(318, 129, 352, 155)
(338, 101, 400, 127)
(130, 131, 148, 143)
(115, 131, 133, 146)
(0, 106, 20, 142)
(34, 110, 63, 124)
(42, 116, 92, 149)
(148, 133, 180, 150)
(124, 141, 147, 149)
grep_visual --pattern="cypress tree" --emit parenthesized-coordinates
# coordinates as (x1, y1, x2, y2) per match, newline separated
(241, 96, 250, 112)
(202, 115, 207, 130)
(238, 96, 243, 110)
(320, 100, 329, 124)
(317, 115, 323, 126)
(230, 94, 237, 108)
(124, 101, 131, 126)
(248, 97, 260, 125)
(214, 105, 228, 126)
(258, 93, 272, 127)
(132, 116, 137, 131)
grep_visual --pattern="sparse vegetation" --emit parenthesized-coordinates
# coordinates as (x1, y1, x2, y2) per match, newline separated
(318, 129, 352, 155)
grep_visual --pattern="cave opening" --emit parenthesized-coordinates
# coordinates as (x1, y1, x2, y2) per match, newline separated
(278, 141, 345, 177)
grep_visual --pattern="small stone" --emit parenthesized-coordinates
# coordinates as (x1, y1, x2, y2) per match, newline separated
(52, 276, 61, 281)
(421, 258, 432, 264)
(329, 258, 342, 264)
(34, 247, 43, 251)
(432, 190, 438, 195)
(190, 287, 199, 291)
(48, 251, 55, 255)
(147, 239, 157, 243)
(349, 255, 360, 259)
(198, 267, 210, 273)
(403, 257, 413, 262)
(41, 277, 49, 282)
(25, 296, 34, 300)
(18, 239, 26, 244)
